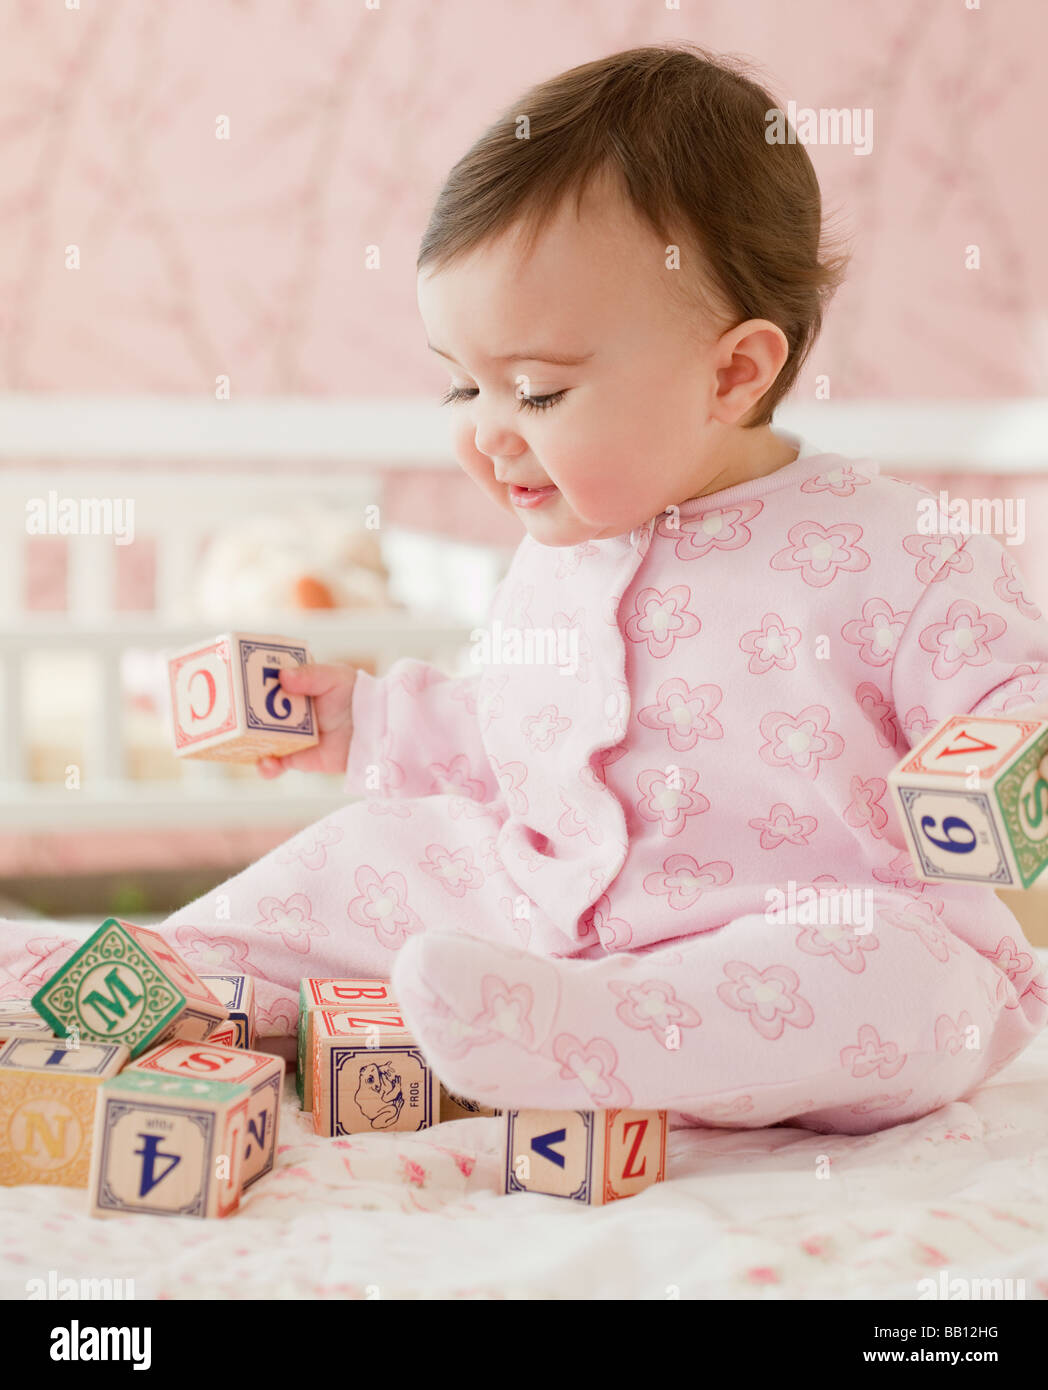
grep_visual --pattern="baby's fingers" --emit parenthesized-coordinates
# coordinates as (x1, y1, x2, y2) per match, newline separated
(256, 744, 337, 778)
(278, 662, 355, 698)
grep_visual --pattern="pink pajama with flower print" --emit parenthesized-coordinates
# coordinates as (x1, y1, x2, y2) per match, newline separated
(4, 434, 1048, 1135)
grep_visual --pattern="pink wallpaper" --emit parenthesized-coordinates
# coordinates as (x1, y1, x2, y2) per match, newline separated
(2, 0, 1046, 579)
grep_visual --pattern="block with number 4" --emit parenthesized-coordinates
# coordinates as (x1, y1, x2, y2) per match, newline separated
(130, 1037, 281, 1190)
(89, 1070, 250, 1219)
(31, 919, 228, 1057)
(888, 714, 1048, 887)
(503, 1109, 667, 1204)
(168, 632, 318, 763)
(0, 1036, 129, 1187)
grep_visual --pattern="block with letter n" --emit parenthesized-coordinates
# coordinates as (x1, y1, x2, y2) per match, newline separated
(888, 714, 1048, 887)
(31, 919, 228, 1057)
(0, 1036, 129, 1188)
(503, 1109, 667, 1204)
(89, 1070, 250, 1219)
(168, 631, 318, 763)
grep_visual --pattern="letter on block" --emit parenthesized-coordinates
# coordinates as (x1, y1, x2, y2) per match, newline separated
(197, 974, 257, 1050)
(888, 714, 1048, 887)
(168, 632, 319, 763)
(31, 919, 228, 1057)
(297, 977, 395, 1109)
(440, 1084, 501, 1122)
(131, 1037, 281, 1189)
(0, 1037, 130, 1187)
(0, 999, 54, 1044)
(503, 1109, 667, 1205)
(312, 1008, 436, 1136)
(89, 1070, 250, 1219)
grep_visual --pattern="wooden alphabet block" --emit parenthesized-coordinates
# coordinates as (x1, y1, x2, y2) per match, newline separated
(89, 1070, 250, 1219)
(0, 999, 54, 1044)
(889, 714, 1048, 887)
(297, 978, 395, 1109)
(168, 632, 319, 763)
(31, 919, 228, 1057)
(311, 1008, 436, 1136)
(197, 974, 257, 1050)
(131, 1037, 281, 1190)
(0, 1037, 130, 1187)
(204, 1022, 239, 1048)
(439, 1084, 501, 1122)
(503, 1109, 667, 1205)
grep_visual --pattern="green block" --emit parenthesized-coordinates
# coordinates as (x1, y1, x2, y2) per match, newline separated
(104, 1070, 249, 1105)
(996, 736, 1048, 888)
(31, 919, 185, 1057)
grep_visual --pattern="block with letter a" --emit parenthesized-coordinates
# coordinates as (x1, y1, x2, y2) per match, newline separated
(888, 714, 1048, 888)
(167, 632, 319, 763)
(503, 1108, 667, 1204)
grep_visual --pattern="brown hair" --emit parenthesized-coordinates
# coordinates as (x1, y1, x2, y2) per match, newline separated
(417, 42, 850, 428)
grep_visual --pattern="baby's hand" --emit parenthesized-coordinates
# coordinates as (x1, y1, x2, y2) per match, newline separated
(257, 662, 358, 778)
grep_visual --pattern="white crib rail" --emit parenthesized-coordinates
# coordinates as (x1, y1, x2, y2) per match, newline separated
(1, 395, 1045, 834)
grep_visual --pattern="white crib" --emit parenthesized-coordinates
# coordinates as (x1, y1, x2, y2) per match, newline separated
(1, 394, 1045, 840)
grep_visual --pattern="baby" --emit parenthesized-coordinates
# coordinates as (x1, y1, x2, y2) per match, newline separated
(11, 43, 1048, 1135)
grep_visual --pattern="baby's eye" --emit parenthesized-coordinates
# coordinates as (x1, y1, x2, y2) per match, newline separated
(439, 385, 567, 413)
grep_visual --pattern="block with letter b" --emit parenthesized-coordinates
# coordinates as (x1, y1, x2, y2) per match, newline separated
(31, 919, 228, 1057)
(888, 714, 1048, 887)
(89, 1070, 250, 1219)
(297, 977, 396, 1109)
(503, 1108, 667, 1204)
(0, 1037, 129, 1188)
(168, 632, 318, 763)
(130, 1037, 282, 1190)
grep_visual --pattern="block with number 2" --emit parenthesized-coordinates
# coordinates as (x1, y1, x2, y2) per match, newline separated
(888, 714, 1048, 888)
(168, 632, 319, 763)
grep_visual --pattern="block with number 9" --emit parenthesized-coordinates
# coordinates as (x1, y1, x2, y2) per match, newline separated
(888, 714, 1048, 887)
(167, 632, 319, 763)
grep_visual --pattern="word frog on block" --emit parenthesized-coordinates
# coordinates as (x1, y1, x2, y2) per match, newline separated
(888, 713, 1048, 888)
(168, 632, 318, 763)
(503, 1108, 667, 1205)
(31, 919, 228, 1056)
(89, 1070, 250, 1219)
(312, 1007, 437, 1136)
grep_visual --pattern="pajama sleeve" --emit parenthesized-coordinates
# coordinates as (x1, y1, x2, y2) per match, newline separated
(344, 656, 499, 802)
(890, 529, 1048, 746)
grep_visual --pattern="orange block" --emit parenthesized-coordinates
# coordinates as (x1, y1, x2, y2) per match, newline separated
(503, 1109, 667, 1204)
(0, 1037, 130, 1187)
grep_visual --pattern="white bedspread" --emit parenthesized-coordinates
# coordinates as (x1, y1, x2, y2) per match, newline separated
(3, 982, 1047, 1300)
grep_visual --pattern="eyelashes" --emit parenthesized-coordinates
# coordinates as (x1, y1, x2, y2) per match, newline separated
(439, 386, 567, 413)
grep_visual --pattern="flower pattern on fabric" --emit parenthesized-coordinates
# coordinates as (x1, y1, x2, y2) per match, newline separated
(254, 894, 328, 955)
(840, 1023, 907, 1079)
(346, 867, 424, 949)
(855, 682, 901, 750)
(655, 499, 764, 560)
(581, 894, 633, 950)
(419, 845, 485, 898)
(843, 776, 889, 839)
(758, 707, 844, 779)
(739, 613, 802, 674)
(636, 679, 723, 750)
(623, 585, 701, 657)
(717, 961, 815, 1040)
(995, 553, 1042, 620)
(795, 920, 879, 973)
(607, 978, 703, 1039)
(275, 824, 344, 871)
(521, 705, 571, 752)
(800, 465, 871, 497)
(918, 599, 1007, 678)
(551, 1033, 633, 1106)
(901, 531, 974, 585)
(841, 598, 909, 666)
(636, 768, 711, 837)
(748, 803, 817, 850)
(642, 855, 733, 908)
(769, 521, 870, 588)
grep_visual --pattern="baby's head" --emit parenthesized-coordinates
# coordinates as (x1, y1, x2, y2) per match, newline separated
(417, 43, 849, 546)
